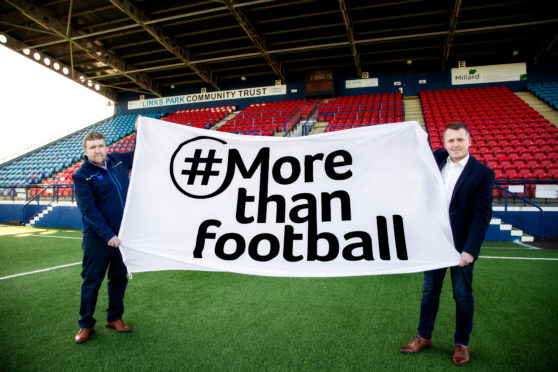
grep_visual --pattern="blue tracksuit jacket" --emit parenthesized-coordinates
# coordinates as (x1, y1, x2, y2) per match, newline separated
(72, 151, 134, 243)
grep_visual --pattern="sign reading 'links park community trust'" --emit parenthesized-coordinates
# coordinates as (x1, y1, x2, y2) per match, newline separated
(119, 117, 459, 277)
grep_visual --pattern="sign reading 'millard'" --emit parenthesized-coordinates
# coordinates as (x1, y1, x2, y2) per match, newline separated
(451, 62, 527, 85)
(127, 85, 287, 110)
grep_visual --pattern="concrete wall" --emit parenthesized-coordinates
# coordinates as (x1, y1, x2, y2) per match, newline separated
(0, 202, 47, 225)
(2, 203, 556, 240)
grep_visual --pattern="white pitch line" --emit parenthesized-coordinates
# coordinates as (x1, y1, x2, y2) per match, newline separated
(1, 256, 556, 281)
(0, 262, 81, 280)
(480, 256, 558, 261)
(482, 246, 539, 250)
(30, 235, 82, 240)
(516, 241, 542, 249)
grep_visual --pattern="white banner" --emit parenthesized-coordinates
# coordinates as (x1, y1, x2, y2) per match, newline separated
(346, 78, 379, 89)
(127, 85, 287, 110)
(118, 117, 459, 277)
(451, 62, 527, 85)
(535, 185, 558, 199)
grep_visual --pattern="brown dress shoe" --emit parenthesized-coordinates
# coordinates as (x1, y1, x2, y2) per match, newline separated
(400, 335, 432, 354)
(106, 319, 131, 332)
(453, 344, 470, 366)
(74, 328, 94, 344)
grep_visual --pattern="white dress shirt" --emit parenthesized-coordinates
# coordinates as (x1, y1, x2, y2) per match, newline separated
(441, 153, 469, 204)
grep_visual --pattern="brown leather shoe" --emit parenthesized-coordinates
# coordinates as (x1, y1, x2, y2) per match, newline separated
(400, 335, 432, 354)
(74, 328, 94, 344)
(452, 344, 470, 366)
(106, 319, 131, 332)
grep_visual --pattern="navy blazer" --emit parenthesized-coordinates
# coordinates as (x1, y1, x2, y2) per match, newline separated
(434, 149, 495, 259)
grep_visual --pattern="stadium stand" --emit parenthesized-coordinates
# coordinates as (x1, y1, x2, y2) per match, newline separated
(0, 112, 164, 188)
(108, 133, 136, 154)
(319, 93, 404, 132)
(421, 86, 558, 199)
(29, 132, 140, 200)
(217, 99, 317, 136)
(161, 105, 236, 129)
(1, 90, 556, 241)
(526, 82, 558, 110)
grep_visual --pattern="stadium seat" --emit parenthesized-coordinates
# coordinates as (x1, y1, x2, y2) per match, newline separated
(219, 99, 317, 135)
(422, 85, 558, 183)
(0, 112, 164, 190)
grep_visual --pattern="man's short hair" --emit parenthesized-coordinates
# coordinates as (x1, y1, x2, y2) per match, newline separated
(83, 131, 106, 148)
(444, 121, 470, 137)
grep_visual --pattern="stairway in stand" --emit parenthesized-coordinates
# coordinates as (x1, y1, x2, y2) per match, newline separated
(26, 204, 55, 226)
(403, 96, 426, 129)
(515, 91, 558, 127)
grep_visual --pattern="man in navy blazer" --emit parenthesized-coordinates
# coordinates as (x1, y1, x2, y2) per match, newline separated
(400, 122, 494, 366)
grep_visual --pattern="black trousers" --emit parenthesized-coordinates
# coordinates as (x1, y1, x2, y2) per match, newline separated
(78, 235, 128, 328)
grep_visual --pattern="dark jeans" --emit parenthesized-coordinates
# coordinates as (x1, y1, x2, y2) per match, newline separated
(78, 235, 128, 328)
(417, 263, 475, 346)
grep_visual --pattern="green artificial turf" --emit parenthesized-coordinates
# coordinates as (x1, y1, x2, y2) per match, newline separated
(1, 226, 557, 371)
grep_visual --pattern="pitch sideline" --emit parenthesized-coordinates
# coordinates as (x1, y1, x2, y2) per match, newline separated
(479, 256, 558, 261)
(1, 256, 557, 281)
(0, 262, 81, 280)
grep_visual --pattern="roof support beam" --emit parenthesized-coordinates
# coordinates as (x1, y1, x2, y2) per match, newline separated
(222, 0, 286, 83)
(338, 0, 361, 76)
(441, 0, 463, 70)
(109, 0, 220, 90)
(5, 0, 162, 97)
(534, 32, 558, 63)
(1, 33, 118, 101)
(51, 18, 558, 81)
(66, 0, 74, 79)
(25, 0, 277, 50)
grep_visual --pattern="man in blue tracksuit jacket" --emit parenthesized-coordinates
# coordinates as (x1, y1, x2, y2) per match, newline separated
(72, 131, 134, 344)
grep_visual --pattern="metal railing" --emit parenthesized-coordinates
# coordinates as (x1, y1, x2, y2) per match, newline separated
(21, 184, 75, 225)
(492, 181, 551, 238)
(301, 105, 321, 136)
(215, 105, 317, 137)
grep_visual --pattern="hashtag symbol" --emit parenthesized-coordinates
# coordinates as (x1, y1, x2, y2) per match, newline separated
(181, 149, 222, 185)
